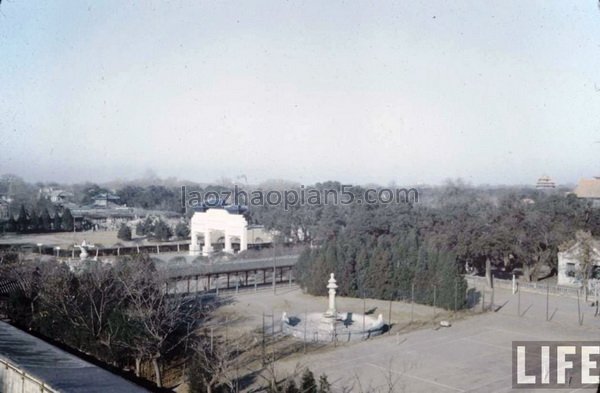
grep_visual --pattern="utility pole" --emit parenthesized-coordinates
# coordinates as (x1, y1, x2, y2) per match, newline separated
(388, 299, 392, 333)
(362, 291, 366, 334)
(261, 312, 266, 366)
(235, 343, 239, 393)
(546, 284, 549, 321)
(411, 282, 414, 323)
(481, 290, 485, 313)
(333, 318, 337, 347)
(517, 286, 520, 316)
(454, 279, 458, 313)
(271, 310, 275, 336)
(577, 289, 583, 326)
(594, 282, 598, 317)
(272, 238, 276, 295)
(432, 286, 437, 320)
(303, 309, 307, 353)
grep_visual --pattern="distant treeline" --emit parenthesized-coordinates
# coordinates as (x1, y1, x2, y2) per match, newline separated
(0, 174, 247, 214)
(0, 175, 186, 214)
(2, 204, 78, 233)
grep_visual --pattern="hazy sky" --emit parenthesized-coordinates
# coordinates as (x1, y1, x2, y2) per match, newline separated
(1, 1, 600, 186)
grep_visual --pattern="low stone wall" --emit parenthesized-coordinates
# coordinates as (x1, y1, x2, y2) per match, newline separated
(283, 312, 385, 342)
(0, 357, 58, 393)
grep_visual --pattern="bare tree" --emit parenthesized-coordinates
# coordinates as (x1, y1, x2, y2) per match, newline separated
(188, 332, 258, 393)
(116, 255, 202, 387)
(40, 261, 126, 357)
(572, 230, 597, 298)
(0, 256, 42, 328)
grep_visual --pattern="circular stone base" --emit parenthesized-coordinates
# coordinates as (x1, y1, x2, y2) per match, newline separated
(282, 312, 385, 342)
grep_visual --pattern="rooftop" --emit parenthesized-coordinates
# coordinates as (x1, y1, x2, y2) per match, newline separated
(573, 178, 600, 199)
(0, 322, 148, 392)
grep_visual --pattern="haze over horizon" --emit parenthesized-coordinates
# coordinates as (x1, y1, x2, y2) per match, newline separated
(1, 1, 600, 186)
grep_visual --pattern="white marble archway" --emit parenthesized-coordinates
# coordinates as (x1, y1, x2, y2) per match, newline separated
(189, 209, 248, 256)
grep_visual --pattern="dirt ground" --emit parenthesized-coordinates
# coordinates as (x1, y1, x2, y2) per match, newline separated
(0, 230, 183, 249)
(0, 230, 126, 248)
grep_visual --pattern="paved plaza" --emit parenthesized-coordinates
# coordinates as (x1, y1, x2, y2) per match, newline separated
(225, 284, 600, 392)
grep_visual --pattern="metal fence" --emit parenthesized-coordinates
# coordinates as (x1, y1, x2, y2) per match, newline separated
(465, 275, 581, 298)
(467, 275, 600, 326)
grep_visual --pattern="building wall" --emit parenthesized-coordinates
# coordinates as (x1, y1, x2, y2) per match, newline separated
(557, 246, 600, 288)
(247, 225, 273, 244)
(0, 203, 9, 220)
(557, 252, 581, 287)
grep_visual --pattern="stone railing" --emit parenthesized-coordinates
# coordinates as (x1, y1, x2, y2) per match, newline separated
(0, 356, 58, 393)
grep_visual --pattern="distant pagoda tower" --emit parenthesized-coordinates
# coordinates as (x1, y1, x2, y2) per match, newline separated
(535, 175, 556, 189)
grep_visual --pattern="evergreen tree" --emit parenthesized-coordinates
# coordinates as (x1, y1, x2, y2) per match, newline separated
(317, 374, 331, 393)
(394, 231, 419, 296)
(117, 224, 132, 241)
(338, 243, 357, 296)
(364, 237, 394, 299)
(355, 245, 371, 295)
(294, 248, 314, 291)
(53, 211, 62, 231)
(431, 250, 468, 310)
(285, 379, 299, 393)
(413, 245, 434, 304)
(62, 208, 74, 232)
(40, 208, 52, 232)
(136, 216, 155, 236)
(174, 222, 190, 239)
(5, 216, 16, 232)
(295, 229, 468, 310)
(16, 204, 28, 233)
(29, 208, 40, 233)
(300, 369, 317, 393)
(135, 221, 146, 236)
(153, 220, 172, 241)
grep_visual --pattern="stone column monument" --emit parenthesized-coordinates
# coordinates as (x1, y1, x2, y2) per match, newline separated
(323, 273, 338, 318)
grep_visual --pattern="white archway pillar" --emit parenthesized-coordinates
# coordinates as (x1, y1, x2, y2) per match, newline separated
(224, 233, 233, 253)
(189, 231, 201, 255)
(240, 229, 248, 252)
(202, 230, 214, 255)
